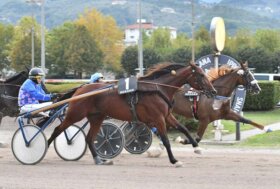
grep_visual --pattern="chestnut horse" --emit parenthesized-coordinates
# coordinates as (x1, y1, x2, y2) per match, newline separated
(173, 62, 263, 144)
(48, 62, 216, 166)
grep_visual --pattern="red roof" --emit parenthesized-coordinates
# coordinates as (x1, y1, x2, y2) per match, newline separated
(126, 23, 154, 30)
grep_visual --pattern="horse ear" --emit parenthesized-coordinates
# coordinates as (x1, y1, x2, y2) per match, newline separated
(25, 65, 30, 72)
(239, 61, 247, 70)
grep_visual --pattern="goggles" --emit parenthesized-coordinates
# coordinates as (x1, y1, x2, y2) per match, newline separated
(34, 75, 43, 79)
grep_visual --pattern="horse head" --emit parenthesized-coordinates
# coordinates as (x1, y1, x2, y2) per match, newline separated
(4, 70, 29, 85)
(187, 62, 217, 98)
(238, 61, 261, 95)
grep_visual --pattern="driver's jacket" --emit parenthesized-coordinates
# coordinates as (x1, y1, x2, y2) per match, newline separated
(18, 79, 51, 107)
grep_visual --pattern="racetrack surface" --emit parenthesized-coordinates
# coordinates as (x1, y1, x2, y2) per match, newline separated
(1, 117, 280, 189)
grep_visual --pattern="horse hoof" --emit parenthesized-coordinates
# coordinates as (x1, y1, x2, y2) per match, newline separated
(174, 136, 183, 143)
(194, 147, 203, 154)
(174, 161, 183, 168)
(96, 159, 114, 165)
(264, 127, 273, 133)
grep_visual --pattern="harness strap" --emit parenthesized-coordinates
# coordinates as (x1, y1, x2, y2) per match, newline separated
(126, 93, 139, 122)
(191, 96, 199, 120)
(157, 91, 174, 109)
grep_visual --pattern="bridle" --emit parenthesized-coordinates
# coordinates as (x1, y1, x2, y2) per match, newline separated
(187, 67, 216, 97)
(241, 69, 259, 93)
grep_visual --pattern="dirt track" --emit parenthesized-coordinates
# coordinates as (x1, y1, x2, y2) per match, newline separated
(1, 145, 280, 189)
(1, 117, 280, 189)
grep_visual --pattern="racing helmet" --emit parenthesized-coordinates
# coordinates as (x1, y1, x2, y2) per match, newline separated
(90, 73, 104, 83)
(29, 67, 45, 79)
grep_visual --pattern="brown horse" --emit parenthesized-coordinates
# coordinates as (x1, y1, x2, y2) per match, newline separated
(172, 62, 263, 145)
(47, 62, 217, 166)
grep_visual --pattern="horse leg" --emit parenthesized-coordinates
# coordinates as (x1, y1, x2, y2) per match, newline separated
(48, 118, 74, 146)
(159, 133, 183, 167)
(225, 110, 271, 132)
(166, 114, 202, 154)
(0, 112, 3, 126)
(154, 117, 182, 167)
(195, 120, 210, 142)
(86, 114, 113, 165)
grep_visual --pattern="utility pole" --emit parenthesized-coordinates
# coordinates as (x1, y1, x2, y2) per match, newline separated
(25, 0, 45, 71)
(191, 0, 195, 63)
(40, 0, 45, 72)
(26, 0, 35, 68)
(138, 0, 144, 76)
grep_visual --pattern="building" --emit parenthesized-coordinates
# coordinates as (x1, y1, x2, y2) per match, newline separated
(124, 20, 177, 47)
(112, 0, 127, 5)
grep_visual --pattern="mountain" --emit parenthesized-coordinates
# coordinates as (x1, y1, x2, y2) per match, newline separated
(0, 0, 280, 35)
(220, 0, 280, 18)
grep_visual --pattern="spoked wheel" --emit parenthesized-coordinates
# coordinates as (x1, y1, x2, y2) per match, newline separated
(11, 125, 47, 165)
(54, 125, 87, 161)
(94, 122, 125, 159)
(122, 122, 153, 154)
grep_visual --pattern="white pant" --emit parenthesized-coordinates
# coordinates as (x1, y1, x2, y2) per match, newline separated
(20, 102, 53, 116)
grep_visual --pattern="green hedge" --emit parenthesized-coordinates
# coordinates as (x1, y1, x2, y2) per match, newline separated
(244, 81, 280, 110)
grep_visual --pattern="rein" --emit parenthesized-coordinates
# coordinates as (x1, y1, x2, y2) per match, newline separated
(139, 81, 182, 90)
(138, 71, 195, 91)
(0, 83, 21, 87)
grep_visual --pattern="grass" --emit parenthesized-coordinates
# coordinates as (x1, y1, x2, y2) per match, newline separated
(221, 107, 280, 133)
(46, 83, 84, 93)
(237, 130, 280, 147)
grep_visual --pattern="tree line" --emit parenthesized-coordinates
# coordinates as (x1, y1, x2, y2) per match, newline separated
(1, 8, 280, 78)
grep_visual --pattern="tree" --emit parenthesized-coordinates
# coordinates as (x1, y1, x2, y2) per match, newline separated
(195, 26, 210, 43)
(121, 46, 138, 76)
(0, 23, 14, 71)
(121, 46, 162, 76)
(145, 28, 172, 57)
(8, 16, 41, 71)
(171, 33, 191, 50)
(47, 23, 103, 78)
(270, 51, 280, 73)
(235, 46, 271, 72)
(253, 29, 280, 54)
(143, 48, 162, 70)
(46, 22, 74, 77)
(196, 44, 212, 59)
(65, 25, 103, 78)
(226, 29, 252, 54)
(167, 47, 192, 64)
(76, 9, 124, 72)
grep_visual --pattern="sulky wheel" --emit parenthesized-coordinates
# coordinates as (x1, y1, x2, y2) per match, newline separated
(122, 122, 153, 154)
(94, 122, 125, 159)
(54, 124, 87, 161)
(11, 125, 47, 165)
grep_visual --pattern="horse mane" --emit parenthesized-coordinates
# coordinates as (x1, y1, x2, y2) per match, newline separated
(139, 62, 185, 80)
(4, 71, 27, 83)
(207, 65, 234, 81)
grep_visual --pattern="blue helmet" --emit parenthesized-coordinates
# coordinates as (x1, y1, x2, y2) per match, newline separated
(90, 73, 104, 83)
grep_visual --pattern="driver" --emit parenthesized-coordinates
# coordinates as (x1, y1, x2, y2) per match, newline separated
(89, 72, 104, 83)
(18, 67, 58, 114)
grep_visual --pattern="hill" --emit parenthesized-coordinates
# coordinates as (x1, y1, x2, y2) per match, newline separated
(0, 0, 280, 35)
